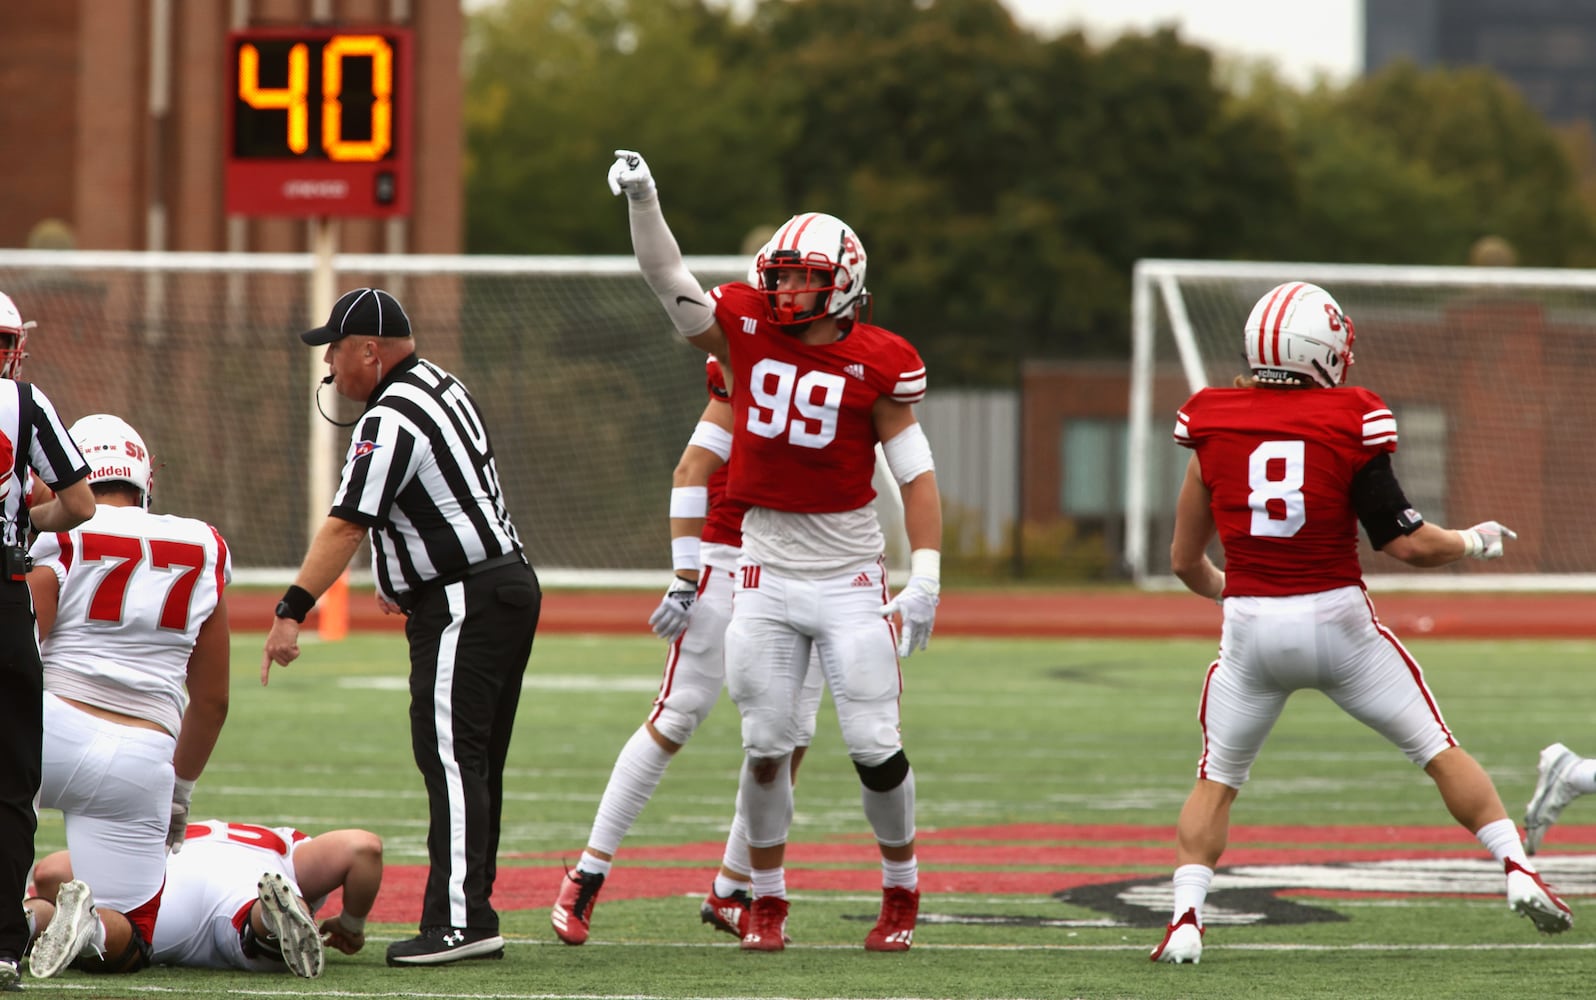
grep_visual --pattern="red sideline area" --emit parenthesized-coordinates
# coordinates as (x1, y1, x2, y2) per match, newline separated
(230, 589, 1596, 638)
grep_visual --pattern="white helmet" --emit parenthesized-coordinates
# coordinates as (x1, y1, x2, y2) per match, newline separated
(1243, 281, 1356, 387)
(755, 213, 868, 328)
(70, 414, 154, 509)
(0, 291, 35, 380)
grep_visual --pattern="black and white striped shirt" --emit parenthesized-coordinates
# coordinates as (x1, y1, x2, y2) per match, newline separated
(329, 356, 524, 598)
(1, 381, 91, 548)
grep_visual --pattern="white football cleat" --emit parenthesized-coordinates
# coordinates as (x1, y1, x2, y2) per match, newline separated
(1525, 743, 1583, 855)
(29, 879, 98, 978)
(256, 872, 324, 978)
(1506, 859, 1573, 934)
(1149, 907, 1204, 964)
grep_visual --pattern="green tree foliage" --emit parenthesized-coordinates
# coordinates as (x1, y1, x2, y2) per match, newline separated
(466, 0, 1596, 383)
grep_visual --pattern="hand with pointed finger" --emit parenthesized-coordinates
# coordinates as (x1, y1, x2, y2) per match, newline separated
(607, 149, 657, 200)
(648, 575, 698, 641)
(881, 575, 940, 658)
(1460, 520, 1517, 560)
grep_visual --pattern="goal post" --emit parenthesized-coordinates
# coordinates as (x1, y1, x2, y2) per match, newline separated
(0, 248, 915, 589)
(1128, 258, 1596, 591)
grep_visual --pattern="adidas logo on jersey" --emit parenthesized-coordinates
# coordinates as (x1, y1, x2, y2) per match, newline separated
(845, 362, 865, 380)
(851, 572, 872, 588)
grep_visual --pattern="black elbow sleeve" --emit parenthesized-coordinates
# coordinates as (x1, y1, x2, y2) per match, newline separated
(1351, 452, 1424, 549)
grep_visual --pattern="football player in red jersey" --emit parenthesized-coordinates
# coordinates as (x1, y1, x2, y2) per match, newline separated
(1149, 281, 1570, 965)
(550, 358, 825, 946)
(609, 151, 941, 952)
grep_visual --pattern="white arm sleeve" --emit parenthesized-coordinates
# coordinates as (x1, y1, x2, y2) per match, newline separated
(628, 193, 717, 338)
(881, 423, 936, 486)
(686, 421, 733, 462)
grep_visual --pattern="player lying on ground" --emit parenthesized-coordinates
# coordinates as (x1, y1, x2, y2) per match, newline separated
(27, 819, 382, 978)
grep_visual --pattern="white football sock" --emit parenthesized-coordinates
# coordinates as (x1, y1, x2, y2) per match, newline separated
(750, 867, 786, 901)
(577, 852, 612, 878)
(881, 856, 918, 891)
(1476, 817, 1528, 867)
(1172, 864, 1214, 923)
(585, 726, 674, 857)
(720, 810, 752, 882)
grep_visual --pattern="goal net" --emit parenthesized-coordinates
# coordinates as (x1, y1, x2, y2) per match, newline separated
(1128, 259, 1596, 591)
(0, 249, 756, 587)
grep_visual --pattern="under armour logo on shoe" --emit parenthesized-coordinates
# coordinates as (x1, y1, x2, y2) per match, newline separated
(443, 929, 464, 947)
(845, 362, 865, 380)
(852, 572, 872, 587)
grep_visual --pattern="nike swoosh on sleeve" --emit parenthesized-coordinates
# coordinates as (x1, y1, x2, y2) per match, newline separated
(676, 295, 706, 307)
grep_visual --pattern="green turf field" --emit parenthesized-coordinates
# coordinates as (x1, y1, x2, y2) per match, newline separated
(25, 632, 1596, 999)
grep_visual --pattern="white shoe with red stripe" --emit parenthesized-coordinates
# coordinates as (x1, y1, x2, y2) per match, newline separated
(1506, 859, 1573, 934)
(1149, 907, 1204, 964)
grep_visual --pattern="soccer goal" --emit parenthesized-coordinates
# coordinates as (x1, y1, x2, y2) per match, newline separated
(1127, 258, 1596, 591)
(0, 249, 755, 587)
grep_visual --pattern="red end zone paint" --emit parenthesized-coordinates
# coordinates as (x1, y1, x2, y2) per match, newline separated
(363, 823, 1596, 924)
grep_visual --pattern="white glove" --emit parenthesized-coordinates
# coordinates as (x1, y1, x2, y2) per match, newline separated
(1460, 520, 1516, 560)
(168, 777, 195, 853)
(607, 149, 657, 200)
(648, 575, 698, 641)
(881, 575, 940, 658)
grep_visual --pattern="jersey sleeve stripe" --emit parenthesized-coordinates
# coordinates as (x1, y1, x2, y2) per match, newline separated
(1362, 416, 1398, 441)
(1364, 433, 1398, 445)
(208, 525, 229, 595)
(892, 375, 927, 401)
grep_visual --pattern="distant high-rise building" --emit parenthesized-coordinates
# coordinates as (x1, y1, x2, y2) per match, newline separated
(1365, 0, 1596, 124)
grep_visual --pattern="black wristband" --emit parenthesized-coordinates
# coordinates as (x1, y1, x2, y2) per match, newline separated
(276, 585, 316, 623)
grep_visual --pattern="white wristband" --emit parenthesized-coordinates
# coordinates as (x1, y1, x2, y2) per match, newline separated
(1459, 528, 1483, 558)
(173, 777, 196, 804)
(671, 534, 701, 572)
(909, 548, 941, 588)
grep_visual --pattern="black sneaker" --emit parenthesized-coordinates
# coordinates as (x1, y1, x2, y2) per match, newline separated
(0, 957, 18, 992)
(385, 927, 505, 966)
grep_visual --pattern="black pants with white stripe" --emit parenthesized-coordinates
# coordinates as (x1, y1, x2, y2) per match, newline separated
(0, 579, 41, 963)
(404, 561, 540, 933)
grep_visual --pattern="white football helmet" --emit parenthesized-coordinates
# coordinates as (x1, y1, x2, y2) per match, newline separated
(755, 212, 868, 328)
(70, 413, 154, 509)
(0, 291, 35, 380)
(1243, 281, 1355, 387)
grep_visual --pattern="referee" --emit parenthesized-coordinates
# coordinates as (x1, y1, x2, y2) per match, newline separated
(0, 290, 96, 989)
(262, 287, 540, 968)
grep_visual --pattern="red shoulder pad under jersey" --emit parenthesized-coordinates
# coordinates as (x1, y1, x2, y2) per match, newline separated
(1171, 385, 1398, 597)
(705, 356, 731, 402)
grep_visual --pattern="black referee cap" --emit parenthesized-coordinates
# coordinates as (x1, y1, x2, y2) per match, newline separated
(301, 288, 412, 345)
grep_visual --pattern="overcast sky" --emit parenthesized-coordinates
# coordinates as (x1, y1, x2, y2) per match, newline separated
(999, 0, 1363, 86)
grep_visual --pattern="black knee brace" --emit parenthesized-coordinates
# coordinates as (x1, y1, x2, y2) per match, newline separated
(854, 750, 910, 792)
(81, 928, 152, 974)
